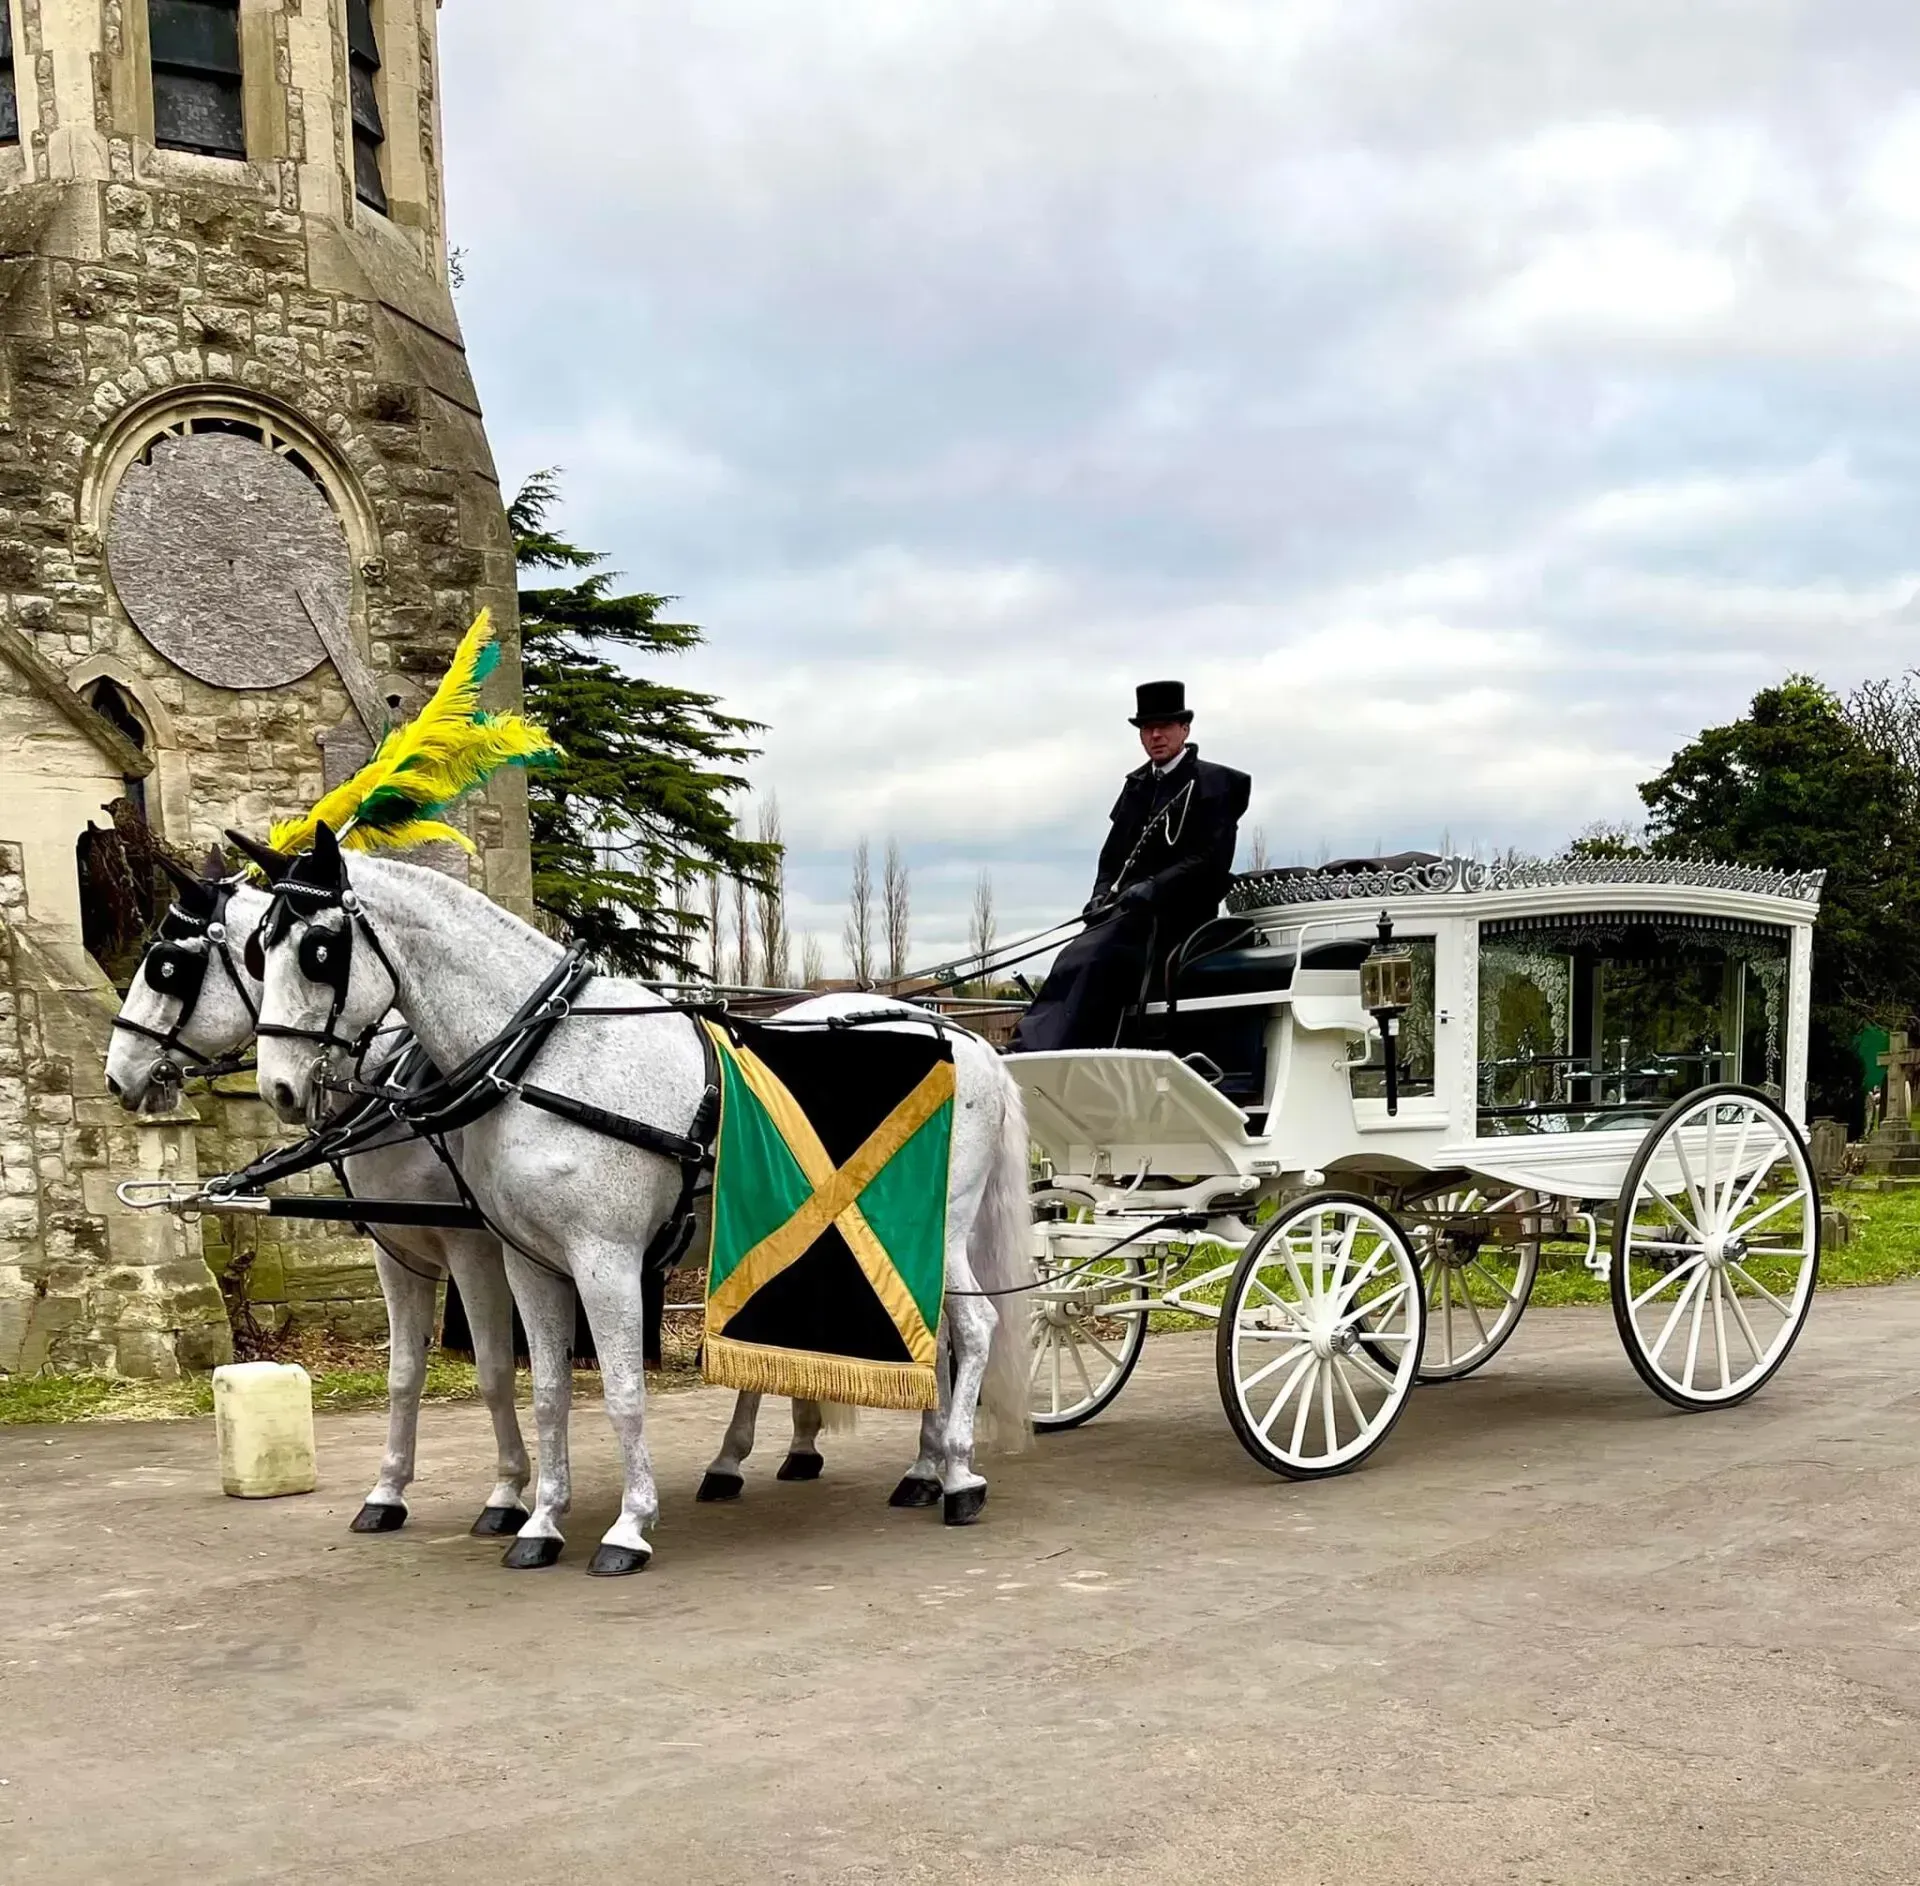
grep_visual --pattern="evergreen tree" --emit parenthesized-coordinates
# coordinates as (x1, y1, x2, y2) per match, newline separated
(1638, 676, 1920, 1125)
(511, 471, 776, 975)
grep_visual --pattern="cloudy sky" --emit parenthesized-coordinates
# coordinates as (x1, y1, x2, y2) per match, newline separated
(438, 0, 1920, 971)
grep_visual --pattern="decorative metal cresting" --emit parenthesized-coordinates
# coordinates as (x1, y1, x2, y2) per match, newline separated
(1227, 854, 1828, 914)
(1360, 911, 1415, 1117)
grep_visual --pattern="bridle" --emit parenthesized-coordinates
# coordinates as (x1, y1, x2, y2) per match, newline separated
(112, 882, 260, 1085)
(252, 871, 403, 1127)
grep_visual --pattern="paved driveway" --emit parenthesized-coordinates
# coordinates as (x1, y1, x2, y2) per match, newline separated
(4, 1291, 1918, 1883)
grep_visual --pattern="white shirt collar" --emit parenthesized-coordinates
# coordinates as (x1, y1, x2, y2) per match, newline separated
(1153, 749, 1189, 778)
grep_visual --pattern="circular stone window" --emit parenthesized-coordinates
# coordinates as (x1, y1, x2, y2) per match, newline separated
(106, 427, 355, 690)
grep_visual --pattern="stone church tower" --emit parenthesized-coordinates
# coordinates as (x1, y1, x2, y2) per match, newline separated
(0, 1, 524, 1378)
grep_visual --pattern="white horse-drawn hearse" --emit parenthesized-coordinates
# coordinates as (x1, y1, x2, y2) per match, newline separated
(1011, 853, 1824, 1479)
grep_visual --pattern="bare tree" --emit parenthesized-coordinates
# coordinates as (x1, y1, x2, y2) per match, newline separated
(883, 839, 911, 985)
(1249, 827, 1270, 871)
(843, 835, 874, 985)
(755, 796, 791, 987)
(733, 873, 753, 989)
(707, 871, 725, 983)
(800, 933, 824, 987)
(969, 870, 997, 973)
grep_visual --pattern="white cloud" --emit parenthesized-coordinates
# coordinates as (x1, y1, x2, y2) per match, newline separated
(440, 1, 1920, 970)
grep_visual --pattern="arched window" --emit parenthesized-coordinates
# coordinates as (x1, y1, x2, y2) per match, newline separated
(0, 10, 19, 149)
(149, 0, 246, 160)
(348, 0, 388, 213)
(86, 679, 151, 821)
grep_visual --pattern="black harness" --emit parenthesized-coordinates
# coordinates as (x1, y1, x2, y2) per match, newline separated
(112, 883, 260, 1083)
(246, 870, 724, 1351)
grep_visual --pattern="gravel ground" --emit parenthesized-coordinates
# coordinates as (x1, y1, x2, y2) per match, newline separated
(3, 1290, 1918, 1884)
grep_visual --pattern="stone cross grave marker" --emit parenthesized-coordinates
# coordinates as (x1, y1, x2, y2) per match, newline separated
(1878, 1030, 1920, 1125)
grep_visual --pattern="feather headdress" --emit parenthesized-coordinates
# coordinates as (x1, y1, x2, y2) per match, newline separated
(270, 610, 561, 856)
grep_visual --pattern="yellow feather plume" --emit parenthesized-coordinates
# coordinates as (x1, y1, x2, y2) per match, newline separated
(269, 609, 561, 857)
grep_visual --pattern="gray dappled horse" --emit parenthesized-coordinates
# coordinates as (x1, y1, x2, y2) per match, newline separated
(107, 858, 852, 1537)
(250, 826, 1034, 1575)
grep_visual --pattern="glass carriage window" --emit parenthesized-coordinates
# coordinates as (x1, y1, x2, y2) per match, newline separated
(347, 0, 388, 213)
(0, 11, 19, 148)
(149, 0, 245, 159)
(1477, 912, 1790, 1136)
(1349, 935, 1438, 1104)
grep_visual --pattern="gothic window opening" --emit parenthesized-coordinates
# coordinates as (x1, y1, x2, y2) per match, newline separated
(149, 0, 246, 160)
(348, 0, 388, 214)
(0, 11, 20, 148)
(86, 680, 151, 822)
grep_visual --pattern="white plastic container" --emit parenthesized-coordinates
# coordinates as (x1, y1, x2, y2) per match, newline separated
(213, 1362, 317, 1498)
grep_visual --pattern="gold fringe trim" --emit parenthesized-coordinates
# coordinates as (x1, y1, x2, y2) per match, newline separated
(701, 1333, 938, 1411)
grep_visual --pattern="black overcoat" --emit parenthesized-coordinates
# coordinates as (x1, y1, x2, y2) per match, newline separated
(1010, 745, 1251, 1053)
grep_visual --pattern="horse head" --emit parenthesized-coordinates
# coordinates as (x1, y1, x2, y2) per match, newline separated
(106, 843, 269, 1112)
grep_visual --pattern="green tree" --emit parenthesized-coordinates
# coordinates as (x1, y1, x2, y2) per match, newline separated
(1638, 675, 1920, 1125)
(512, 471, 777, 975)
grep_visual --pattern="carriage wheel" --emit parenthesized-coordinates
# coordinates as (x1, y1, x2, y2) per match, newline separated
(1215, 1192, 1424, 1479)
(1611, 1085, 1819, 1411)
(1030, 1247, 1150, 1430)
(1405, 1187, 1541, 1383)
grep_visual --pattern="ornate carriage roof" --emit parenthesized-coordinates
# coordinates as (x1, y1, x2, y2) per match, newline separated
(1226, 853, 1826, 915)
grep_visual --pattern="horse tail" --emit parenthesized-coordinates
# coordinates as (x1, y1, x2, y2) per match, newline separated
(971, 1059, 1035, 1453)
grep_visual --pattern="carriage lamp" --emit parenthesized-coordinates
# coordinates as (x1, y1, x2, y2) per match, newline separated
(1361, 912, 1414, 1116)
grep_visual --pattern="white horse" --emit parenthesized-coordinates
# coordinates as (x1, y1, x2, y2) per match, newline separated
(251, 828, 1034, 1575)
(109, 858, 857, 1513)
(107, 864, 533, 1535)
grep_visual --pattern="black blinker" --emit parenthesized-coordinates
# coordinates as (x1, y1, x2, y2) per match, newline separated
(244, 930, 266, 983)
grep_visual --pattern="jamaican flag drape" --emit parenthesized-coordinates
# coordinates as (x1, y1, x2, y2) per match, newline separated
(701, 1017, 954, 1410)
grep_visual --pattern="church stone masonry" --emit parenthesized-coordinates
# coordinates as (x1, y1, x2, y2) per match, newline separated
(0, 0, 526, 1378)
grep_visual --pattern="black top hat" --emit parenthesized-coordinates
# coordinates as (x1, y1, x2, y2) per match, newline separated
(1130, 679, 1191, 726)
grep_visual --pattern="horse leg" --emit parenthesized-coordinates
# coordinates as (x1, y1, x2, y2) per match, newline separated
(352, 1248, 436, 1533)
(698, 1391, 762, 1502)
(575, 1244, 659, 1576)
(889, 1330, 949, 1510)
(938, 1258, 999, 1527)
(778, 1398, 826, 1482)
(500, 1256, 576, 1569)
(447, 1238, 532, 1537)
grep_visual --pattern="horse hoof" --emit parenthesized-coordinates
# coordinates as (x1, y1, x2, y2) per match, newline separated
(888, 1474, 942, 1509)
(587, 1542, 653, 1578)
(943, 1486, 988, 1527)
(696, 1471, 744, 1503)
(350, 1502, 407, 1533)
(502, 1533, 564, 1570)
(776, 1452, 824, 1482)
(469, 1504, 528, 1538)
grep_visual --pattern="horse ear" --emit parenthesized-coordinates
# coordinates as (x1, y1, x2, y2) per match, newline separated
(155, 852, 202, 897)
(224, 829, 293, 884)
(310, 820, 344, 883)
(202, 843, 230, 882)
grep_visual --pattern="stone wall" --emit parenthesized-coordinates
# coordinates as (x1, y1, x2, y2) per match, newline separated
(0, 1, 524, 1377)
(0, 840, 230, 1376)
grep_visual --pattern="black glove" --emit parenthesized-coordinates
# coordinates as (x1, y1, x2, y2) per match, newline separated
(1117, 881, 1155, 914)
(1082, 889, 1114, 919)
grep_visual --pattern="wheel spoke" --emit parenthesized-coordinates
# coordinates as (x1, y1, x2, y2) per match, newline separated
(1332, 1356, 1368, 1432)
(1321, 1360, 1339, 1457)
(1345, 1343, 1400, 1393)
(1467, 1260, 1520, 1308)
(1727, 1184, 1810, 1243)
(1241, 1343, 1312, 1395)
(1722, 1272, 1767, 1364)
(1459, 1281, 1491, 1349)
(1716, 1109, 1754, 1223)
(1727, 1260, 1794, 1317)
(1719, 1130, 1784, 1235)
(1645, 1176, 1704, 1244)
(1673, 1131, 1712, 1243)
(1440, 1261, 1455, 1363)
(1066, 1328, 1097, 1403)
(1254, 1349, 1318, 1438)
(1289, 1359, 1318, 1456)
(1648, 1265, 1709, 1366)
(1682, 1269, 1709, 1390)
(1711, 1270, 1730, 1391)
(1629, 1253, 1705, 1313)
